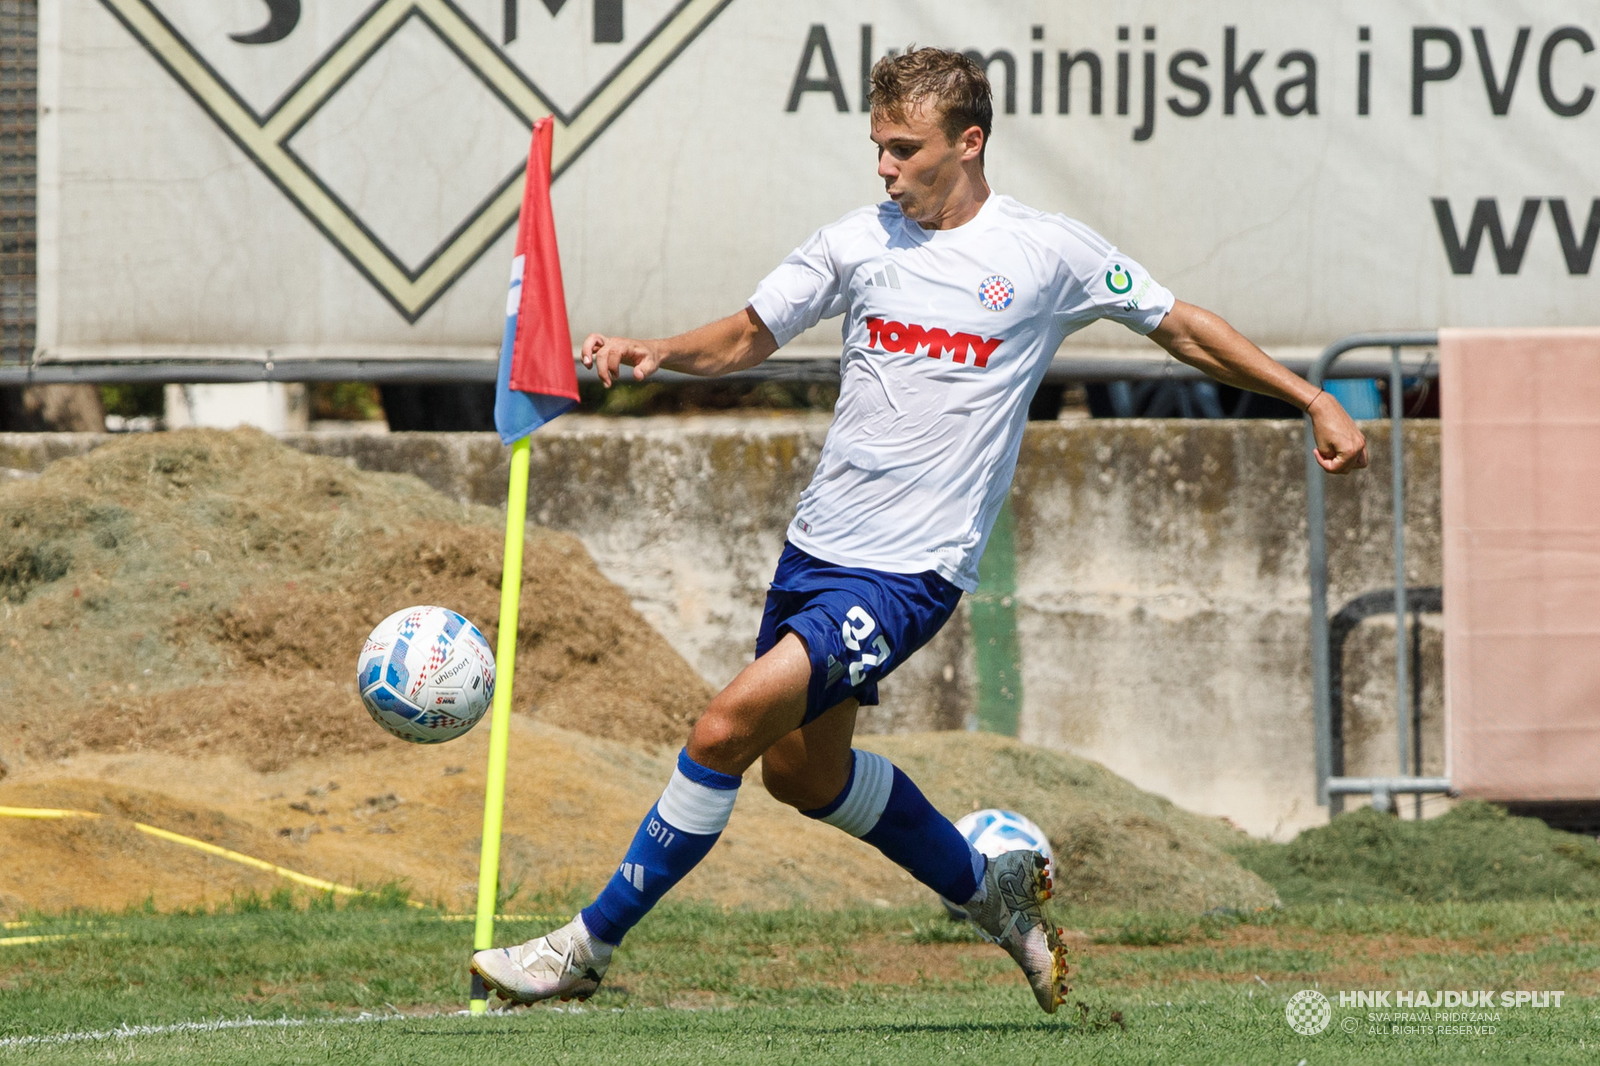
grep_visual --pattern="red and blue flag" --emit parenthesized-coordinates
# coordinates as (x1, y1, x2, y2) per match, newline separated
(493, 117, 579, 445)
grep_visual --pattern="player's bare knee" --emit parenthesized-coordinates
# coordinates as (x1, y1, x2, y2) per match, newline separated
(759, 755, 806, 808)
(761, 754, 840, 810)
(686, 702, 746, 769)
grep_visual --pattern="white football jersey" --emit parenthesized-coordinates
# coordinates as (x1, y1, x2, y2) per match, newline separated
(748, 193, 1175, 591)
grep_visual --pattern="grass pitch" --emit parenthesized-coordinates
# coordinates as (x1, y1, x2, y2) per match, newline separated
(2, 894, 1597, 1064)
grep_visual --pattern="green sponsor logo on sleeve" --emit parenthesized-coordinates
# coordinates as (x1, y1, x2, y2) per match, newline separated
(1106, 264, 1133, 294)
(1124, 278, 1152, 311)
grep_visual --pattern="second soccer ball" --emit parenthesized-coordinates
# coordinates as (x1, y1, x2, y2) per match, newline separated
(939, 808, 1056, 920)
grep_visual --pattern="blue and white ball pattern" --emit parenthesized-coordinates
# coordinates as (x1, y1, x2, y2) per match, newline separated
(939, 808, 1055, 918)
(357, 606, 495, 744)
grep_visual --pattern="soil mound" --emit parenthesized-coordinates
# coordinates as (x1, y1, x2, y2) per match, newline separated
(1233, 801, 1600, 905)
(0, 780, 313, 914)
(1, 429, 1276, 918)
(1, 428, 710, 773)
(0, 726, 1275, 918)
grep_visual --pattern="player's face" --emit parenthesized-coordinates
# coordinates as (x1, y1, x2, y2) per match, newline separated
(870, 101, 981, 225)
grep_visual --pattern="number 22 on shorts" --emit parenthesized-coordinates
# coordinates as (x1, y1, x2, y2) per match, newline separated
(841, 605, 893, 686)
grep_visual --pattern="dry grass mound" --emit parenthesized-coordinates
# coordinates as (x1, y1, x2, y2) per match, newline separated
(0, 726, 1277, 919)
(1, 429, 1275, 918)
(1, 428, 710, 775)
(0, 780, 316, 914)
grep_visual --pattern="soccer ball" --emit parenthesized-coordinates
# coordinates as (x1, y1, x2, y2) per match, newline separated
(357, 606, 495, 744)
(939, 808, 1055, 919)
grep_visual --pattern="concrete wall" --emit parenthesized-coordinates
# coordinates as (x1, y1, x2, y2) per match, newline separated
(1, 418, 1441, 838)
(1006, 421, 1441, 838)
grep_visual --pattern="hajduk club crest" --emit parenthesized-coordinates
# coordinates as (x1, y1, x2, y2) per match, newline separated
(978, 274, 1015, 311)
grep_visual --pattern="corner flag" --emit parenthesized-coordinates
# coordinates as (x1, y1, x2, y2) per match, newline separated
(493, 116, 579, 445)
(474, 116, 576, 1014)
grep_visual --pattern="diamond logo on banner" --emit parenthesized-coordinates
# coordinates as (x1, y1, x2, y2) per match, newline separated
(99, 0, 732, 321)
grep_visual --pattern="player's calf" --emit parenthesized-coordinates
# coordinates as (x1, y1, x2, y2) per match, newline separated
(577, 749, 741, 946)
(475, 746, 741, 1004)
(798, 749, 986, 906)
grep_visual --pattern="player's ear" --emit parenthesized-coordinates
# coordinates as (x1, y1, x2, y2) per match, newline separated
(959, 125, 984, 162)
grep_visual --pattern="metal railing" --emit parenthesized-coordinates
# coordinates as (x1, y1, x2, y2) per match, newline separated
(1305, 332, 1448, 814)
(0, 357, 842, 387)
(0, 348, 1457, 387)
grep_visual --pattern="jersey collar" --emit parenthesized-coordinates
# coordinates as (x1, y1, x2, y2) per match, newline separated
(900, 191, 1002, 246)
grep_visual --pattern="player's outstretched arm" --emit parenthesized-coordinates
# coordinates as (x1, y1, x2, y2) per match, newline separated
(580, 307, 778, 387)
(1148, 300, 1369, 475)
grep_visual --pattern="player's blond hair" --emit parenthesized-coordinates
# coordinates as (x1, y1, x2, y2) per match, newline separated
(868, 48, 993, 162)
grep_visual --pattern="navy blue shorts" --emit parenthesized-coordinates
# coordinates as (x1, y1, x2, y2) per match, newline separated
(755, 542, 964, 725)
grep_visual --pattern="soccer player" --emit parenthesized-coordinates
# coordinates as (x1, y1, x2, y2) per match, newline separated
(473, 48, 1367, 1014)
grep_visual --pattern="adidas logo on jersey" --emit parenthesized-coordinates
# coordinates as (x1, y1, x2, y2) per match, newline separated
(866, 318, 1003, 368)
(619, 862, 645, 891)
(864, 263, 902, 289)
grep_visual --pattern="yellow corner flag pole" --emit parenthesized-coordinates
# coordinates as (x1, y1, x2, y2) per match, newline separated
(470, 434, 532, 1013)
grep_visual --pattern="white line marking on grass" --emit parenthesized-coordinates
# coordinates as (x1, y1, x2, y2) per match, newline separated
(0, 1011, 421, 1050)
(0, 998, 644, 1049)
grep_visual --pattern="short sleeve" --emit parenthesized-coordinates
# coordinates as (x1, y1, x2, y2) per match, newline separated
(748, 229, 847, 348)
(1079, 247, 1175, 335)
(1048, 218, 1175, 335)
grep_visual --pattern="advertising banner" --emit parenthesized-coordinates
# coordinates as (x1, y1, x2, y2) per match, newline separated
(36, 0, 1600, 363)
(1442, 329, 1600, 803)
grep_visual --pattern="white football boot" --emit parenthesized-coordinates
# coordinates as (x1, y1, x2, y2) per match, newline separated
(966, 849, 1070, 1013)
(470, 916, 613, 1005)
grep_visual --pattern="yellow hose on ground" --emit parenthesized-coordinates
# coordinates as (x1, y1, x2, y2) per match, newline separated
(0, 805, 421, 907)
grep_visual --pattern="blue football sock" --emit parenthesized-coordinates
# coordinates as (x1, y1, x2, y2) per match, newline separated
(802, 750, 985, 903)
(580, 749, 740, 946)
